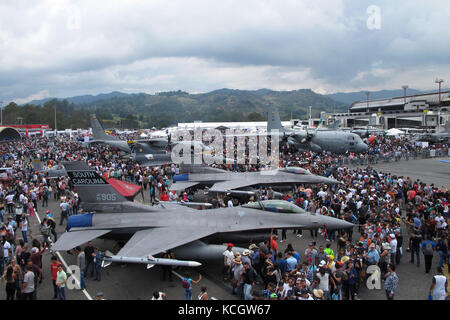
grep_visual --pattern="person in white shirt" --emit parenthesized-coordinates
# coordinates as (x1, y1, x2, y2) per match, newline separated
(3, 239, 11, 263)
(429, 267, 447, 300)
(389, 234, 398, 266)
(20, 215, 29, 244)
(222, 244, 234, 281)
(317, 189, 327, 200)
(227, 199, 234, 207)
(5, 194, 14, 214)
(435, 213, 445, 230)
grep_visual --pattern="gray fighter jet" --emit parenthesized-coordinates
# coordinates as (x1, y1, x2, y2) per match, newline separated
(86, 114, 133, 153)
(169, 164, 338, 197)
(32, 160, 66, 179)
(414, 121, 450, 144)
(268, 107, 369, 154)
(52, 162, 353, 267)
(88, 114, 214, 166)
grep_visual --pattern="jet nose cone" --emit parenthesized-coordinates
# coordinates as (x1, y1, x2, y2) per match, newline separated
(323, 176, 339, 185)
(320, 215, 354, 230)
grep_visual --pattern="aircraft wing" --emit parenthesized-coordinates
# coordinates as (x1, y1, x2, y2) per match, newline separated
(139, 159, 172, 167)
(169, 181, 200, 192)
(117, 227, 215, 257)
(51, 229, 112, 251)
(224, 132, 268, 138)
(209, 180, 250, 192)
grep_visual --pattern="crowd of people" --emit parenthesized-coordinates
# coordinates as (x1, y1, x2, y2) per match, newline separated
(217, 136, 449, 300)
(0, 131, 447, 300)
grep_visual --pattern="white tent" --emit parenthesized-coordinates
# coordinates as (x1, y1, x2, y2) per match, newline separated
(386, 128, 405, 136)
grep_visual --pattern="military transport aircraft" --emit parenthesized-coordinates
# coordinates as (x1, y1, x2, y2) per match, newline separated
(51, 162, 353, 268)
(267, 107, 369, 154)
(223, 108, 368, 154)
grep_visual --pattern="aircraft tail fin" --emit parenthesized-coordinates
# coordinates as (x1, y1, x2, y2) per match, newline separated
(327, 119, 341, 130)
(90, 114, 119, 141)
(267, 107, 284, 133)
(31, 159, 44, 171)
(62, 161, 128, 211)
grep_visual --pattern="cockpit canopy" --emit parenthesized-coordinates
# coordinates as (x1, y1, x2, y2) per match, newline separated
(242, 200, 307, 214)
(280, 167, 311, 175)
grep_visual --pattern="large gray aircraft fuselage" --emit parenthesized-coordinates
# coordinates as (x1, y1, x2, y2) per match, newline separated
(311, 131, 368, 154)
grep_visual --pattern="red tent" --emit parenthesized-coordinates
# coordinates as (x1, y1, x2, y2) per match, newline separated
(107, 178, 142, 201)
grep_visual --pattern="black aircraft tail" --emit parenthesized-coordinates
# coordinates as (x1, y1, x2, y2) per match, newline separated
(63, 161, 128, 212)
(90, 114, 119, 141)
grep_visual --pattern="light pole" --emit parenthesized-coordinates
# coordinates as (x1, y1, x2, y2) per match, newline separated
(309, 106, 312, 127)
(402, 85, 408, 105)
(54, 104, 57, 136)
(435, 78, 444, 107)
(435, 79, 444, 131)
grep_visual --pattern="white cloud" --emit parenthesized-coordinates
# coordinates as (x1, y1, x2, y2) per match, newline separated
(12, 90, 51, 105)
(0, 0, 449, 102)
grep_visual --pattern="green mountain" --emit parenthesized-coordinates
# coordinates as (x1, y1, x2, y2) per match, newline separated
(7, 89, 348, 129)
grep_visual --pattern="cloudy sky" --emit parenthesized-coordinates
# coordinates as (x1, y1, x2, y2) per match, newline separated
(1, 0, 449, 104)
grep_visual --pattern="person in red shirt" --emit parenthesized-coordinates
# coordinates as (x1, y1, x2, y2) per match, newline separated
(407, 189, 416, 201)
(160, 191, 169, 201)
(270, 235, 278, 256)
(50, 256, 62, 299)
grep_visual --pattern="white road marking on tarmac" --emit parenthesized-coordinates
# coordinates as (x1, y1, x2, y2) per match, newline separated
(171, 270, 217, 300)
(33, 211, 93, 300)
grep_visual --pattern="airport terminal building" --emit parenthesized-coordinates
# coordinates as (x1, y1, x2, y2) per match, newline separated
(174, 91, 450, 132)
(330, 91, 450, 130)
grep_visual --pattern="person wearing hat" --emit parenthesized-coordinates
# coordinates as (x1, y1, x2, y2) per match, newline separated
(327, 255, 336, 273)
(380, 242, 391, 274)
(222, 243, 234, 281)
(241, 249, 251, 266)
(389, 233, 398, 267)
(249, 244, 262, 276)
(231, 255, 244, 297)
(313, 289, 324, 300)
(269, 292, 278, 300)
(364, 243, 380, 265)
(96, 292, 106, 300)
(317, 260, 333, 300)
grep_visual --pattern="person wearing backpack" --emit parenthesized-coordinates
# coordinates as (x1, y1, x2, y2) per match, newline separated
(181, 272, 202, 300)
(421, 239, 436, 274)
